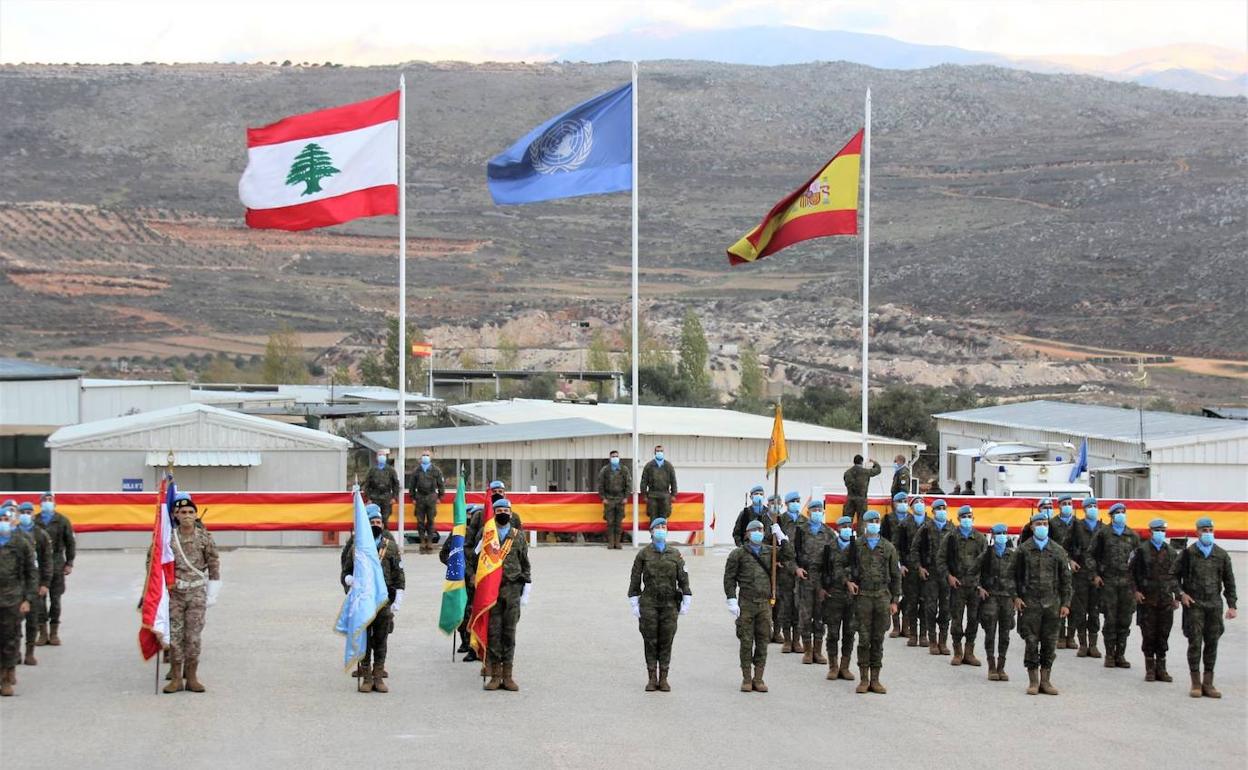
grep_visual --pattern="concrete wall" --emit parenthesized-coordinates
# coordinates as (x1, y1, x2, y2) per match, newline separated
(0, 379, 79, 432)
(51, 449, 348, 492)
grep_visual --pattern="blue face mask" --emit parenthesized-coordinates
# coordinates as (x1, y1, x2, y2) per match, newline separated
(420, 456, 431, 468)
(1038, 509, 1053, 520)
(40, 510, 53, 524)
(912, 513, 925, 525)
(654, 452, 664, 462)
(1198, 532, 1214, 547)
(751, 495, 764, 508)
(1151, 530, 1166, 546)
(959, 518, 973, 532)
(839, 527, 853, 541)
(748, 530, 764, 545)
(652, 529, 667, 542)
(1060, 505, 1073, 517)
(0, 521, 10, 538)
(913, 502, 926, 515)
(19, 513, 33, 530)
(787, 502, 801, 515)
(994, 533, 1008, 547)
(810, 511, 825, 526)
(376, 458, 387, 469)
(1112, 512, 1127, 526)
(895, 504, 909, 515)
(865, 522, 881, 536)
(934, 510, 947, 524)
(1033, 525, 1049, 541)
(610, 457, 620, 468)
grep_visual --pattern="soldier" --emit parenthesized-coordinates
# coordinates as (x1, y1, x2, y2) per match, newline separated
(1018, 497, 1054, 544)
(466, 482, 523, 552)
(978, 523, 1016, 682)
(880, 491, 909, 638)
(842, 454, 881, 528)
(1050, 494, 1078, 648)
(34, 492, 74, 647)
(467, 498, 531, 692)
(0, 511, 36, 697)
(362, 451, 400, 524)
(1174, 517, 1237, 698)
(1068, 496, 1103, 658)
(889, 454, 911, 498)
(1129, 518, 1179, 683)
(163, 494, 221, 694)
(962, 481, 975, 496)
(819, 515, 858, 682)
(944, 504, 987, 667)
(628, 517, 691, 692)
(897, 496, 927, 647)
(408, 450, 446, 555)
(773, 491, 802, 653)
(1013, 511, 1072, 695)
(14, 504, 50, 666)
(847, 510, 901, 694)
(913, 498, 954, 656)
(1087, 502, 1140, 669)
(724, 519, 775, 693)
(639, 445, 677, 527)
(794, 498, 834, 666)
(731, 485, 771, 547)
(597, 450, 632, 550)
(341, 503, 405, 693)
(440, 504, 483, 662)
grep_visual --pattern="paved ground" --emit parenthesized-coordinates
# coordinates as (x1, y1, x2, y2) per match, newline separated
(2, 546, 1245, 769)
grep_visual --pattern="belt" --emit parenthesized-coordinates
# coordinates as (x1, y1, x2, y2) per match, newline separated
(175, 578, 206, 590)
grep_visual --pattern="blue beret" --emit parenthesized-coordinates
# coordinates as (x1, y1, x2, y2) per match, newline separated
(465, 504, 484, 515)
(493, 498, 512, 510)
(750, 485, 765, 495)
(958, 505, 973, 516)
(489, 480, 505, 490)
(768, 494, 781, 502)
(41, 491, 54, 499)
(1108, 503, 1126, 514)
(1037, 497, 1053, 507)
(892, 492, 908, 502)
(837, 516, 853, 526)
(18, 502, 34, 512)
(650, 517, 667, 530)
(1057, 494, 1073, 503)
(172, 492, 196, 510)
(991, 523, 1008, 534)
(808, 499, 825, 510)
(863, 510, 882, 522)
(1031, 511, 1049, 523)
(932, 499, 947, 509)
(746, 519, 765, 531)
(1195, 517, 1213, 529)
(1148, 519, 1166, 530)
(1083, 497, 1097, 507)
(364, 503, 381, 518)
(784, 491, 801, 503)
(1, 499, 16, 508)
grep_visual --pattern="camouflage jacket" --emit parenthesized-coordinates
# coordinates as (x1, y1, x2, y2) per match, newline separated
(16, 525, 52, 588)
(793, 523, 835, 578)
(1087, 525, 1141, 583)
(0, 536, 37, 606)
(1049, 515, 1077, 551)
(1067, 519, 1101, 570)
(596, 464, 632, 501)
(171, 525, 220, 589)
(340, 531, 405, 601)
(942, 526, 988, 584)
(466, 528, 531, 588)
(408, 464, 446, 498)
(732, 505, 771, 547)
(628, 544, 691, 603)
(848, 538, 902, 601)
(912, 520, 955, 577)
(880, 511, 908, 544)
(1128, 540, 1179, 606)
(362, 465, 400, 503)
(895, 516, 924, 569)
(1013, 539, 1072, 608)
(819, 537, 857, 600)
(37, 512, 75, 567)
(723, 543, 776, 604)
(890, 465, 911, 496)
(979, 544, 1018, 599)
(843, 461, 881, 498)
(640, 460, 677, 498)
(466, 509, 524, 552)
(1174, 543, 1237, 609)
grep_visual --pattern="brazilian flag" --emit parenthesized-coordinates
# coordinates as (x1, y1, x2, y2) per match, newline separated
(438, 476, 468, 635)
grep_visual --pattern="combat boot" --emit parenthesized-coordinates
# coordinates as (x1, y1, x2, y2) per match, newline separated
(501, 663, 519, 692)
(163, 663, 184, 694)
(889, 614, 901, 638)
(838, 655, 855, 680)
(483, 665, 502, 691)
(1056, 626, 1068, 649)
(855, 666, 870, 694)
(1103, 647, 1115, 668)
(906, 618, 919, 647)
(457, 629, 472, 653)
(1087, 632, 1102, 658)
(938, 631, 951, 656)
(48, 623, 61, 645)
(962, 641, 982, 667)
(781, 629, 793, 653)
(751, 665, 768, 693)
(463, 647, 479, 663)
(1155, 656, 1172, 682)
(1064, 629, 1077, 650)
(371, 664, 388, 693)
(812, 635, 828, 665)
(36, 623, 48, 646)
(1115, 646, 1131, 669)
(23, 644, 36, 666)
(1026, 668, 1040, 695)
(950, 641, 964, 666)
(1076, 630, 1088, 657)
(928, 635, 941, 655)
(740, 667, 754, 692)
(646, 666, 658, 692)
(1201, 670, 1221, 698)
(1189, 670, 1202, 698)
(658, 667, 670, 692)
(1144, 656, 1156, 682)
(987, 655, 998, 681)
(0, 668, 13, 697)
(868, 667, 886, 694)
(1038, 668, 1059, 695)
(184, 661, 205, 693)
(771, 627, 783, 644)
(791, 632, 804, 654)
(360, 667, 375, 693)
(997, 656, 1009, 681)
(352, 660, 366, 678)
(826, 660, 838, 680)
(802, 636, 814, 664)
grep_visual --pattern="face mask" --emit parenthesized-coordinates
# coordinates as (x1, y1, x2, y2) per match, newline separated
(748, 530, 764, 545)
(19, 513, 32, 529)
(787, 502, 801, 515)
(494, 513, 511, 528)
(840, 527, 853, 540)
(376, 458, 387, 468)
(994, 533, 1008, 547)
(1085, 507, 1098, 520)
(895, 504, 909, 515)
(912, 513, 925, 525)
(1198, 532, 1214, 547)
(655, 452, 664, 462)
(1033, 525, 1049, 541)
(1060, 505, 1073, 517)
(1039, 509, 1053, 520)
(865, 522, 881, 536)
(1112, 513, 1126, 526)
(894, 463, 903, 472)
(652, 528, 668, 542)
(751, 495, 764, 507)
(959, 518, 973, 531)
(934, 510, 947, 524)
(370, 524, 383, 538)
(810, 512, 825, 525)
(0, 522, 10, 537)
(1151, 530, 1166, 546)
(421, 456, 431, 466)
(610, 457, 620, 468)
(41, 502, 54, 514)
(913, 502, 926, 515)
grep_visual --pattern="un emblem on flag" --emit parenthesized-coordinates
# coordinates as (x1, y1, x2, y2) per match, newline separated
(529, 119, 594, 174)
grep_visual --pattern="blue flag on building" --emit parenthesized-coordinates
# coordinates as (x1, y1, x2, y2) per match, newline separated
(487, 82, 632, 205)
(334, 486, 389, 671)
(1069, 438, 1089, 483)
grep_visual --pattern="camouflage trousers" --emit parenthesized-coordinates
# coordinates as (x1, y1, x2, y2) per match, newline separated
(949, 582, 980, 644)
(168, 586, 207, 664)
(1070, 573, 1100, 634)
(0, 604, 20, 668)
(842, 497, 867, 529)
(922, 574, 952, 638)
(373, 498, 393, 525)
(639, 596, 679, 667)
(645, 496, 671, 527)
(775, 574, 798, 633)
(822, 592, 856, 659)
(364, 608, 393, 666)
(23, 594, 38, 644)
(736, 598, 771, 668)
(855, 592, 892, 669)
(796, 577, 825, 636)
(1100, 580, 1134, 653)
(902, 570, 925, 637)
(486, 582, 524, 666)
(603, 500, 625, 541)
(38, 571, 65, 625)
(979, 594, 1014, 657)
(1019, 599, 1059, 669)
(1136, 602, 1174, 657)
(1182, 601, 1224, 672)
(415, 495, 438, 539)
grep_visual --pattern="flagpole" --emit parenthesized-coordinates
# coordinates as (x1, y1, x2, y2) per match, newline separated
(397, 74, 407, 554)
(630, 61, 640, 549)
(860, 88, 871, 461)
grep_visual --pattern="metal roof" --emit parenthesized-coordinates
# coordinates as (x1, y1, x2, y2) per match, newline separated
(360, 417, 626, 451)
(935, 400, 1246, 446)
(1202, 406, 1248, 421)
(0, 357, 81, 381)
(81, 378, 187, 388)
(47, 402, 350, 448)
(145, 450, 261, 467)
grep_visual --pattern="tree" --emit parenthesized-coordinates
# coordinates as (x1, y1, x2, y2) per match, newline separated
(785, 384, 860, 431)
(518, 372, 558, 400)
(285, 143, 340, 195)
(732, 343, 767, 414)
(587, 330, 613, 399)
(201, 355, 238, 384)
(262, 323, 309, 384)
(868, 384, 981, 474)
(619, 316, 667, 374)
(359, 352, 387, 386)
(372, 319, 428, 393)
(497, 334, 520, 369)
(677, 309, 714, 405)
(459, 348, 480, 368)
(330, 364, 354, 387)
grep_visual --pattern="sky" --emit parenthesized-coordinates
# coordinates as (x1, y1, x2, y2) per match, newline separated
(1, 0, 1244, 65)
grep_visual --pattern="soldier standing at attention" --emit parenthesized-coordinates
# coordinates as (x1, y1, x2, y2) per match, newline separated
(0, 510, 36, 697)
(819, 515, 858, 682)
(1174, 517, 1237, 698)
(1013, 511, 1071, 695)
(1051, 494, 1078, 648)
(944, 504, 987, 667)
(14, 504, 50, 666)
(640, 445, 677, 528)
(163, 494, 221, 694)
(724, 519, 774, 693)
(847, 510, 901, 694)
(978, 523, 1016, 682)
(35, 492, 73, 647)
(793, 498, 834, 666)
(913, 498, 954, 657)
(362, 451, 401, 525)
(341, 504, 405, 693)
(897, 496, 926, 648)
(842, 455, 880, 528)
(628, 517, 691, 692)
(773, 491, 802, 654)
(889, 454, 911, 498)
(1087, 502, 1140, 669)
(468, 499, 531, 692)
(1128, 518, 1179, 683)
(731, 485, 770, 547)
(597, 450, 632, 550)
(408, 450, 445, 555)
(440, 504, 483, 661)
(1068, 497, 1102, 658)
(880, 491, 909, 639)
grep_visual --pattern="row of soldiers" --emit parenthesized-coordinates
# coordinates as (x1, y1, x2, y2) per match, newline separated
(0, 494, 75, 697)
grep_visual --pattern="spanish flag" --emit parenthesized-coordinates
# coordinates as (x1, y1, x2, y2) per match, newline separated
(766, 404, 788, 477)
(727, 130, 863, 265)
(468, 495, 509, 659)
(410, 342, 432, 358)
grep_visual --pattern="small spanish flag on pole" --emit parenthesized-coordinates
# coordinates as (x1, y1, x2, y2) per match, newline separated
(766, 403, 788, 478)
(410, 342, 432, 358)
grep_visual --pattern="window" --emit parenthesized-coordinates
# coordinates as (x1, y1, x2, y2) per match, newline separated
(946, 445, 957, 482)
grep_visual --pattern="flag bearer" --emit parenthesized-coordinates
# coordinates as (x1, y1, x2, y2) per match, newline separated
(468, 499, 531, 692)
(1128, 519, 1179, 683)
(848, 510, 901, 694)
(341, 504, 404, 692)
(628, 517, 691, 692)
(34, 492, 74, 646)
(1175, 517, 1237, 698)
(163, 494, 220, 694)
(0, 510, 36, 697)
(440, 504, 483, 662)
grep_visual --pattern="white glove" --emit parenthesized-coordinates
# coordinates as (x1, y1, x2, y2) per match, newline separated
(391, 588, 404, 614)
(343, 574, 354, 587)
(726, 597, 740, 619)
(630, 596, 641, 619)
(679, 595, 691, 616)
(770, 523, 788, 544)
(520, 584, 532, 607)
(206, 580, 222, 607)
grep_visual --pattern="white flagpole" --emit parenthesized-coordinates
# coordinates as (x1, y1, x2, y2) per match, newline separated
(630, 61, 641, 548)
(397, 74, 407, 553)
(860, 88, 871, 461)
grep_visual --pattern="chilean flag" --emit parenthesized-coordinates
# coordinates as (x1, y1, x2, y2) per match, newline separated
(239, 91, 399, 230)
(139, 475, 176, 660)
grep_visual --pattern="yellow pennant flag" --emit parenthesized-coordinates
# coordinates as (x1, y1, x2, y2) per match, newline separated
(766, 404, 788, 477)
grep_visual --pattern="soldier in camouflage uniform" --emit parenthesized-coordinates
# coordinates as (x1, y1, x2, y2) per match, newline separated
(889, 454, 911, 498)
(944, 504, 987, 667)
(724, 519, 775, 693)
(847, 510, 901, 694)
(341, 503, 405, 693)
(14, 504, 51, 666)
(819, 515, 858, 682)
(0, 511, 36, 697)
(466, 483, 523, 553)
(467, 499, 531, 692)
(1068, 497, 1103, 658)
(628, 517, 691, 692)
(978, 523, 1016, 681)
(597, 450, 632, 550)
(1174, 517, 1237, 698)
(1128, 518, 1179, 683)
(163, 494, 221, 694)
(773, 491, 802, 653)
(34, 492, 74, 647)
(913, 498, 954, 657)
(1013, 511, 1072, 695)
(842, 455, 881, 528)
(880, 491, 910, 639)
(362, 451, 401, 525)
(897, 496, 927, 647)
(639, 445, 677, 527)
(408, 451, 446, 555)
(1048, 495, 1077, 647)
(793, 498, 835, 665)
(1087, 502, 1140, 669)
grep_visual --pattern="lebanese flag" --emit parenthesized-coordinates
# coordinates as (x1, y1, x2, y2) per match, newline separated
(138, 476, 176, 660)
(239, 91, 399, 231)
